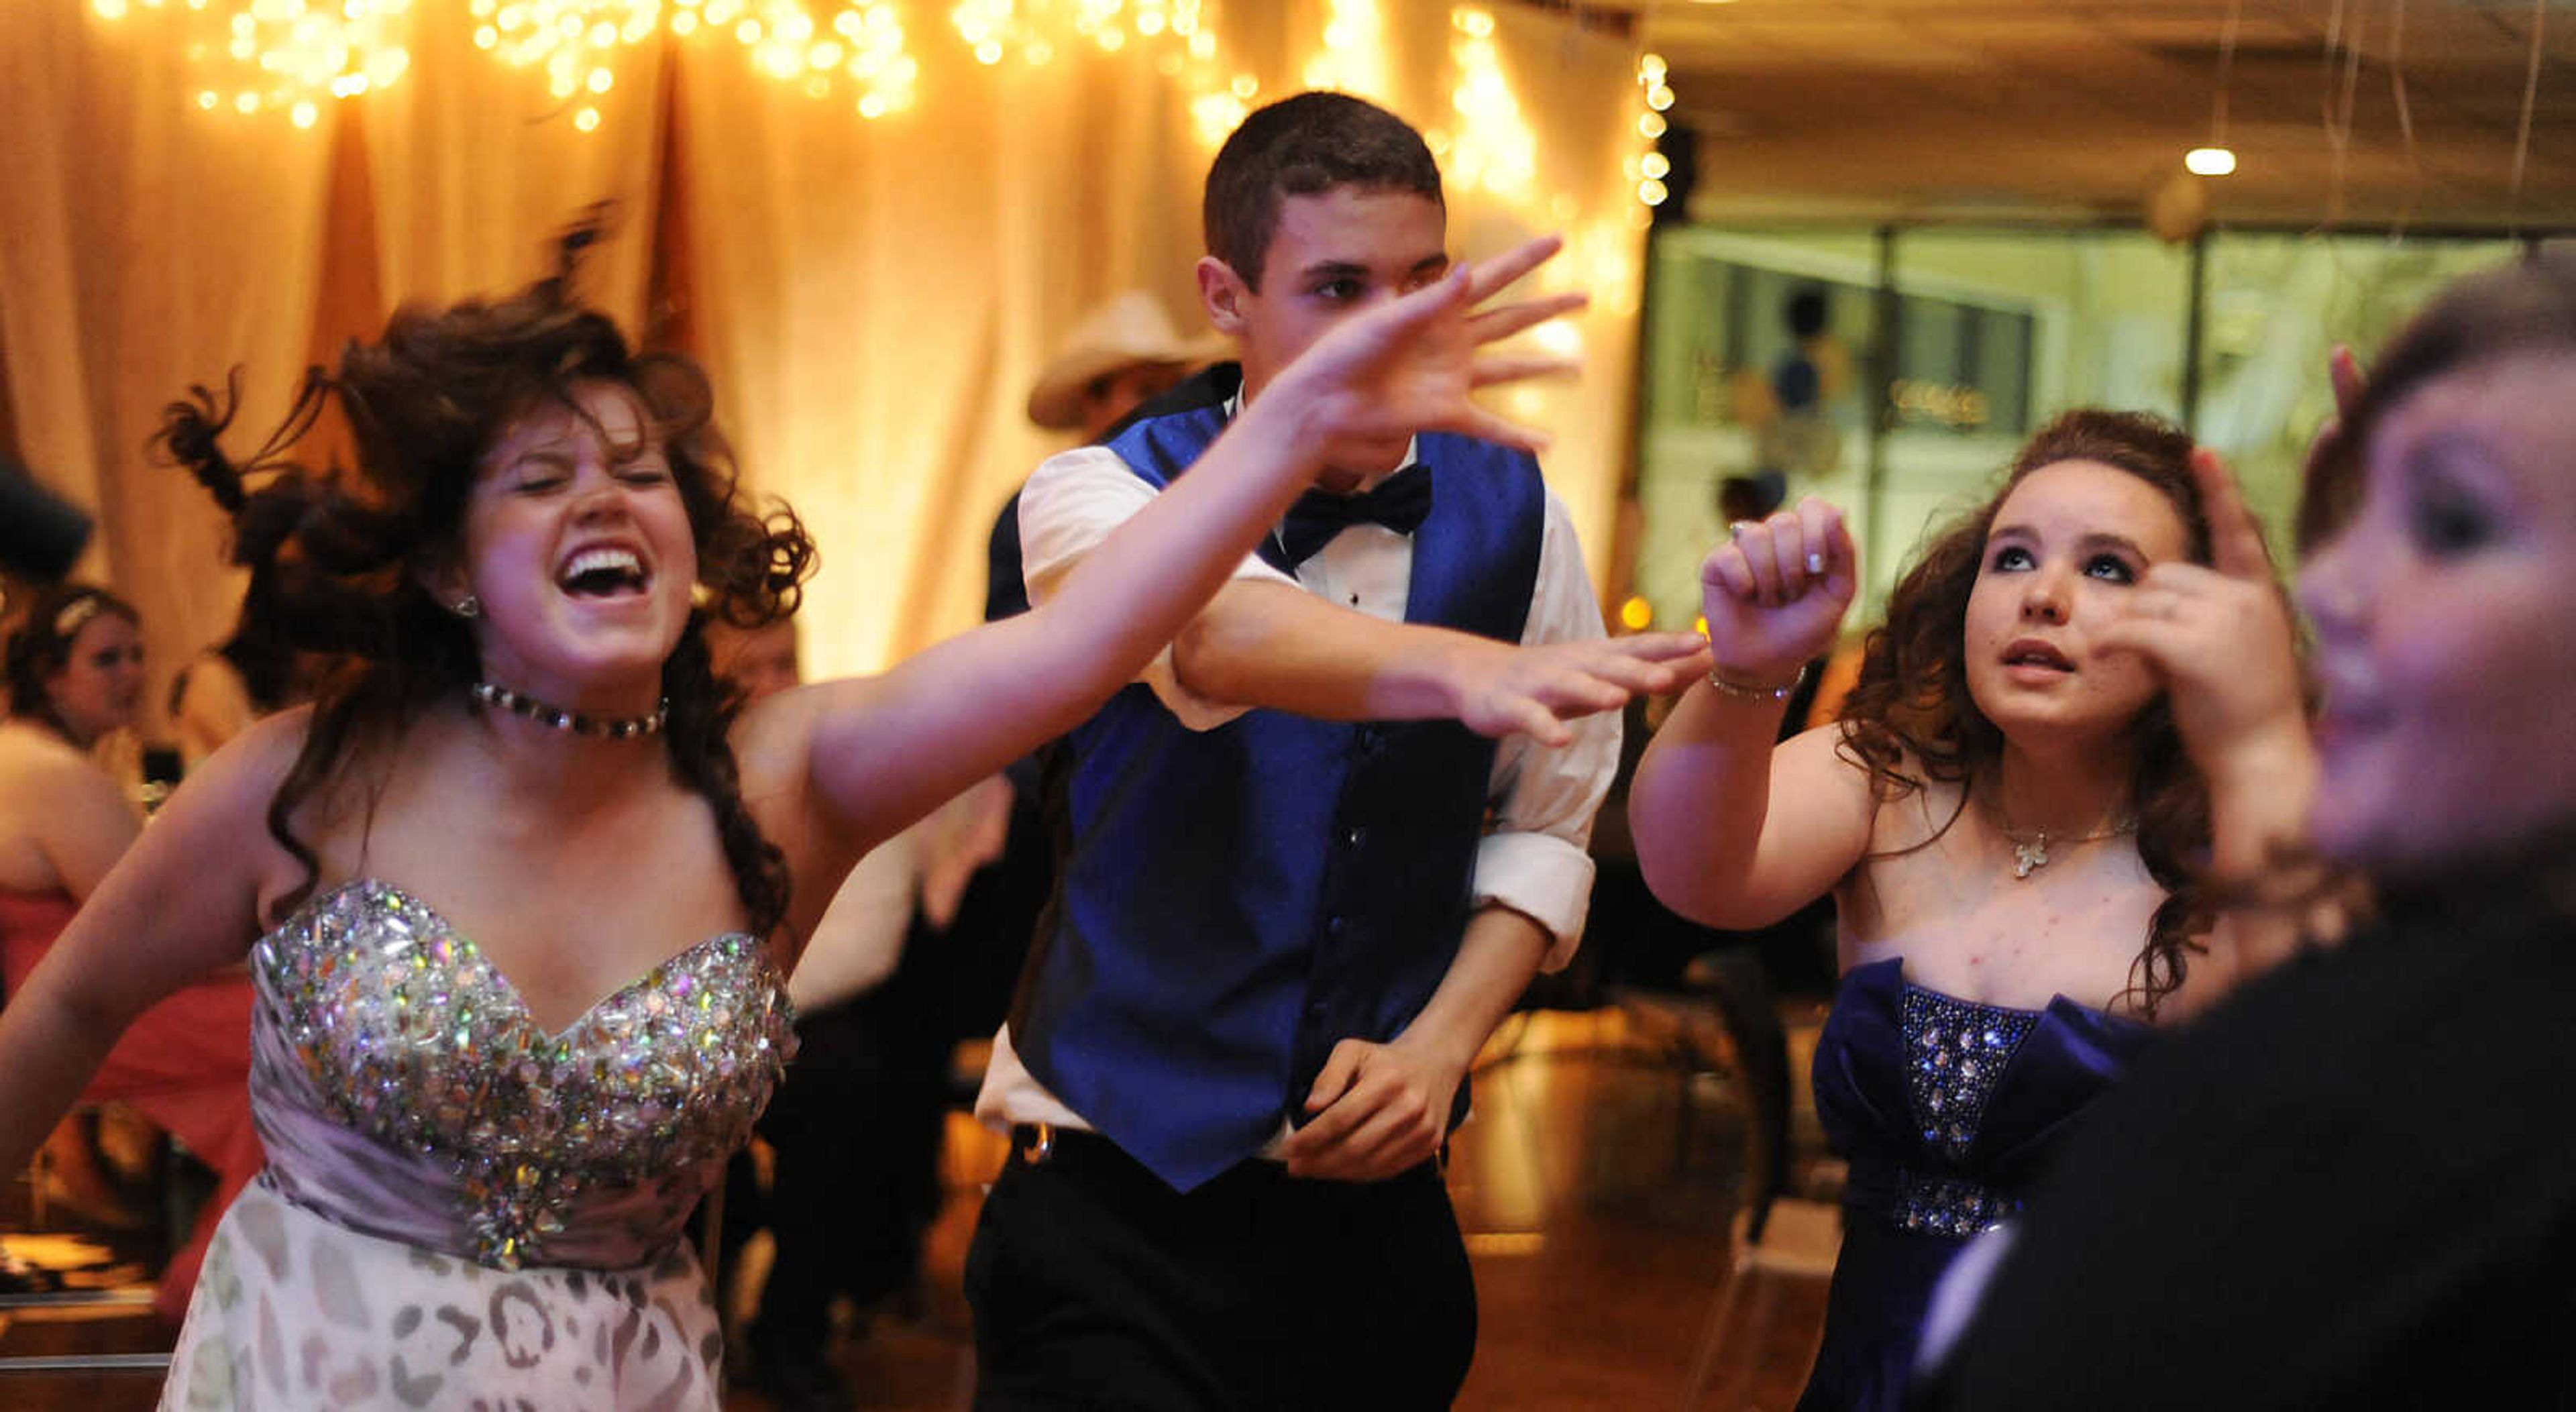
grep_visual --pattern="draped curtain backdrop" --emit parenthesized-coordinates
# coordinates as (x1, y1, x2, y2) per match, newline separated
(1, 0, 1648, 705)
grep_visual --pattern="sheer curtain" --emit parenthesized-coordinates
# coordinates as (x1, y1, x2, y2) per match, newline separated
(1, 1, 1645, 704)
(0, 1, 332, 681)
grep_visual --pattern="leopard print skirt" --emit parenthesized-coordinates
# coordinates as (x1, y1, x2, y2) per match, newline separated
(159, 1177, 724, 1410)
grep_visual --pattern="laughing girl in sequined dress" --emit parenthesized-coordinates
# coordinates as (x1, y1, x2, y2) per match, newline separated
(1628, 411, 2318, 1410)
(0, 225, 1627, 1410)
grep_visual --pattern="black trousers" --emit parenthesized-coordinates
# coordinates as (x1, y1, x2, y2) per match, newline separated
(965, 1128, 1477, 1411)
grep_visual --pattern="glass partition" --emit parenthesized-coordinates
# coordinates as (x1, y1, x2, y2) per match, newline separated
(1632, 224, 2532, 633)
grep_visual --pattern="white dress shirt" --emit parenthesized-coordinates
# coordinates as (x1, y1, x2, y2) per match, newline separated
(976, 423, 1621, 1142)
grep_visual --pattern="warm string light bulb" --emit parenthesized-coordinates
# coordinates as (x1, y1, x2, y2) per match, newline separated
(951, 0, 1209, 70)
(1301, 0, 1386, 98)
(1635, 52, 1672, 209)
(96, 0, 413, 129)
(1444, 7, 1536, 202)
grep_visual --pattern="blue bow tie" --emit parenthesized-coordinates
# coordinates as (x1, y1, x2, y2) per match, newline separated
(1277, 464, 1434, 565)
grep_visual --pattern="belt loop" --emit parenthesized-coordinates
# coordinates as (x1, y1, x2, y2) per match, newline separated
(1016, 1122, 1057, 1166)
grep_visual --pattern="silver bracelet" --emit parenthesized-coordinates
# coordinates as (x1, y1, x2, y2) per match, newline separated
(1706, 662, 1809, 702)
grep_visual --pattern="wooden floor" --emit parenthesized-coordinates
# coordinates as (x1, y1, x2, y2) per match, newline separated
(1, 1008, 1831, 1410)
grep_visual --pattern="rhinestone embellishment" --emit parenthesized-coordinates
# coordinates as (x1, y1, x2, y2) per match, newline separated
(1895, 983, 2038, 1235)
(252, 879, 794, 1269)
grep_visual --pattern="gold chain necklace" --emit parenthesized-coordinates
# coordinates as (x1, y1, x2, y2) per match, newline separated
(1994, 800, 2137, 879)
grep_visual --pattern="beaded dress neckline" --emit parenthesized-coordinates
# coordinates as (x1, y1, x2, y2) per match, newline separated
(246, 877, 795, 1270)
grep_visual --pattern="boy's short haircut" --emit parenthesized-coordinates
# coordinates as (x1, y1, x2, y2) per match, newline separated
(1203, 92, 1444, 291)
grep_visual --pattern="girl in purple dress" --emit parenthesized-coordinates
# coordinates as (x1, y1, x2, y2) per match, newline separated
(1629, 410, 2315, 1409)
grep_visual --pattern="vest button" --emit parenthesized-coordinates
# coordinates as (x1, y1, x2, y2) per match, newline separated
(1342, 825, 1367, 849)
(1326, 914, 1346, 936)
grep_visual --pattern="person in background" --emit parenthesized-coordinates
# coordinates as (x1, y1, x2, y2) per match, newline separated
(1629, 409, 2310, 1409)
(705, 615, 926, 1412)
(168, 578, 329, 773)
(1024, 289, 1226, 446)
(1925, 252, 2576, 1410)
(0, 583, 262, 1325)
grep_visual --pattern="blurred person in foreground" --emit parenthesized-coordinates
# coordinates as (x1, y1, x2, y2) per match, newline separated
(1925, 254, 2576, 1408)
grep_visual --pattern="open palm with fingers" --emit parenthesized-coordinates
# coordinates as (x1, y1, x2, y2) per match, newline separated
(1272, 235, 1587, 462)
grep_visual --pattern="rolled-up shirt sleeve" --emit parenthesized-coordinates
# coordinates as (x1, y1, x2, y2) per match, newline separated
(1017, 443, 1297, 732)
(1472, 490, 1621, 973)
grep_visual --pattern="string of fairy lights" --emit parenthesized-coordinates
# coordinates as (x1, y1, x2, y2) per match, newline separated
(84, 0, 1653, 305)
(84, 0, 1658, 203)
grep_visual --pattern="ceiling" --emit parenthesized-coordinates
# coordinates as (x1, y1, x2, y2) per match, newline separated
(1533, 0, 2576, 229)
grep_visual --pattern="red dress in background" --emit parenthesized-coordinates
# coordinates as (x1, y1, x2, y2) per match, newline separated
(1, 887, 263, 1325)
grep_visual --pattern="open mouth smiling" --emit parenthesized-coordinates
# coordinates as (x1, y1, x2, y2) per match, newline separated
(557, 545, 650, 599)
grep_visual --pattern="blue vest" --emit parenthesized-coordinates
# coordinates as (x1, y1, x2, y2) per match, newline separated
(1009, 365, 1547, 1191)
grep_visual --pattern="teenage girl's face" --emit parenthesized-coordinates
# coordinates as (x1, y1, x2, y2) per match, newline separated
(44, 610, 146, 745)
(2298, 352, 2576, 880)
(1962, 459, 2192, 749)
(453, 379, 698, 712)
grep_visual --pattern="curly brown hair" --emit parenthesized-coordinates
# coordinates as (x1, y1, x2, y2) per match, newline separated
(150, 233, 816, 936)
(1835, 409, 2218, 1016)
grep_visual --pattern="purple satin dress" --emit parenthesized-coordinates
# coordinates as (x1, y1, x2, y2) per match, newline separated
(1796, 958, 2151, 1411)
(160, 879, 796, 1410)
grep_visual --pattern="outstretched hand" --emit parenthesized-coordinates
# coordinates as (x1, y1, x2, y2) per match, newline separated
(1450, 631, 1712, 747)
(1267, 235, 1587, 462)
(1699, 496, 1860, 687)
(2095, 447, 2306, 782)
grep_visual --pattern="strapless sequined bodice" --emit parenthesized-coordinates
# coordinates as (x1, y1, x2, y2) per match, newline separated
(1798, 959, 2154, 1411)
(1812, 959, 2152, 1238)
(245, 879, 795, 1270)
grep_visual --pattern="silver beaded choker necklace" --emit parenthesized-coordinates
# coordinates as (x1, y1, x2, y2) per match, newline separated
(470, 682, 668, 740)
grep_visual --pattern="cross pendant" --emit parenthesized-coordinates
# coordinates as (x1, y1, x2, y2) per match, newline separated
(2012, 836, 2049, 879)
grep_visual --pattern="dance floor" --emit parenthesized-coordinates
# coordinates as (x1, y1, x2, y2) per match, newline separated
(2, 1008, 1828, 1409)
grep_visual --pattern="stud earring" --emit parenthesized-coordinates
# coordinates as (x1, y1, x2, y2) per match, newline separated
(453, 594, 482, 619)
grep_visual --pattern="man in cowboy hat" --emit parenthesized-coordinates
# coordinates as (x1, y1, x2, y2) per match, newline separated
(1024, 290, 1227, 443)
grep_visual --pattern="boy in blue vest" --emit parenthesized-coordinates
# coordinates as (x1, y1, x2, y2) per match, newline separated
(965, 92, 1707, 1409)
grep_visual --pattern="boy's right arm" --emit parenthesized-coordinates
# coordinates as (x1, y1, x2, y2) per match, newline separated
(1170, 582, 1709, 747)
(1021, 446, 1705, 745)
(1025, 445, 1710, 742)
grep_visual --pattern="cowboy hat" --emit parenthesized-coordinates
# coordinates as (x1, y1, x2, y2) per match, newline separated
(1026, 290, 1228, 430)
